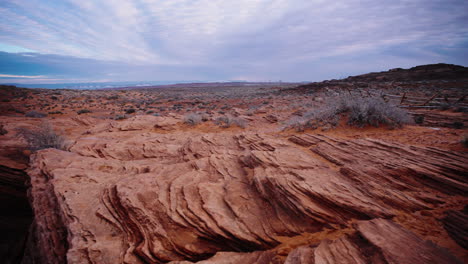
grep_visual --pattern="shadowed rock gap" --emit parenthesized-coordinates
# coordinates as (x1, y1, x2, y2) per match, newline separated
(0, 165, 33, 264)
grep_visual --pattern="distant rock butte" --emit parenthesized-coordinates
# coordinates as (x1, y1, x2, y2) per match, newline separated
(342, 63, 468, 82)
(285, 63, 468, 94)
(23, 125, 467, 263)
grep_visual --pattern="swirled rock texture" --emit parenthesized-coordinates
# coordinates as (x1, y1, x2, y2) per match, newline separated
(25, 129, 467, 263)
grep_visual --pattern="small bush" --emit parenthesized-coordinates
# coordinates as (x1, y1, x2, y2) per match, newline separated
(214, 115, 247, 128)
(25, 110, 47, 118)
(345, 97, 410, 128)
(201, 113, 210, 122)
(414, 115, 424, 124)
(184, 113, 202, 126)
(16, 123, 67, 151)
(114, 114, 127, 120)
(125, 108, 136, 114)
(48, 111, 63, 115)
(283, 95, 410, 131)
(77, 109, 92, 115)
(283, 116, 307, 132)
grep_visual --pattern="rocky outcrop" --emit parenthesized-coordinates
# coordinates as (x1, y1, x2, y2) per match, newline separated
(24, 129, 467, 263)
(343, 63, 468, 82)
(283, 218, 462, 264)
(441, 207, 468, 250)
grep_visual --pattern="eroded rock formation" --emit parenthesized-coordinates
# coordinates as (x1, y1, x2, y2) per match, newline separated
(24, 125, 467, 263)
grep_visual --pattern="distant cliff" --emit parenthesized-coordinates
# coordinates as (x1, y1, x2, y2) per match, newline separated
(342, 63, 468, 82)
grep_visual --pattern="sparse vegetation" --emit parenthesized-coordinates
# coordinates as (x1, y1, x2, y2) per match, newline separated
(125, 108, 136, 114)
(283, 95, 410, 131)
(414, 115, 424, 124)
(184, 113, 202, 126)
(114, 114, 127, 120)
(25, 110, 47, 118)
(346, 96, 410, 128)
(77, 109, 92, 115)
(16, 123, 67, 151)
(214, 115, 247, 128)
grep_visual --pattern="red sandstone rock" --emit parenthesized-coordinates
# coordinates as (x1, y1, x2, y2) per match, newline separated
(24, 130, 467, 263)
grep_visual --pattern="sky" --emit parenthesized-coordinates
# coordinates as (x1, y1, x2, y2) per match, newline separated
(0, 0, 467, 85)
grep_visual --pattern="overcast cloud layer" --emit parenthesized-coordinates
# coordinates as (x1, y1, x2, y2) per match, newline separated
(0, 0, 467, 84)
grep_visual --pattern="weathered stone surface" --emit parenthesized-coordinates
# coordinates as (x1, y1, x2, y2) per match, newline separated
(283, 219, 463, 264)
(112, 115, 180, 131)
(25, 131, 467, 263)
(441, 207, 468, 250)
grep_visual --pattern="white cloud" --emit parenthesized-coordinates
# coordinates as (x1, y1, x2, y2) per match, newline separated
(0, 0, 467, 80)
(0, 74, 45, 78)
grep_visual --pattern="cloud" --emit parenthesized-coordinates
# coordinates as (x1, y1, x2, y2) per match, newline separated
(0, 0, 467, 82)
(0, 74, 44, 78)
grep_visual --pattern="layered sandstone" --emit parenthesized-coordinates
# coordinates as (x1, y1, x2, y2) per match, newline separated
(24, 117, 467, 263)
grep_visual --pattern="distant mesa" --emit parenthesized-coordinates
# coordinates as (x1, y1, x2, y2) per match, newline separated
(344, 63, 468, 82)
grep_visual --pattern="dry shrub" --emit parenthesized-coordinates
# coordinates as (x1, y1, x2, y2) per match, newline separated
(214, 115, 247, 128)
(284, 95, 410, 131)
(344, 96, 410, 128)
(16, 123, 68, 151)
(77, 109, 92, 115)
(184, 113, 202, 126)
(114, 114, 127, 120)
(25, 110, 47, 118)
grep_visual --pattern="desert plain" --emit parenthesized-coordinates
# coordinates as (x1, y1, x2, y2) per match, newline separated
(0, 63, 467, 263)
